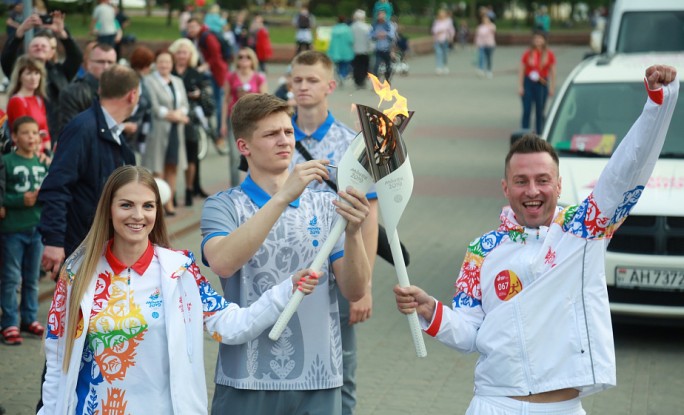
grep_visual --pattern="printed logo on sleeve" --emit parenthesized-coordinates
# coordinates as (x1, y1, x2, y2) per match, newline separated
(494, 270, 523, 301)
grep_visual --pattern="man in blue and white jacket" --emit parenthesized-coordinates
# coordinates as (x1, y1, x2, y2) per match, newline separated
(394, 64, 678, 414)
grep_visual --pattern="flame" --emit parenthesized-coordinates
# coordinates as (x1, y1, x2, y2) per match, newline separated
(367, 73, 409, 122)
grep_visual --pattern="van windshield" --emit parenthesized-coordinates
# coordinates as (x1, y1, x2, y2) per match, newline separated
(546, 82, 684, 157)
(617, 11, 684, 53)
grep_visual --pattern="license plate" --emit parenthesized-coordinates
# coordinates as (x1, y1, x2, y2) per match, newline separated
(615, 267, 684, 291)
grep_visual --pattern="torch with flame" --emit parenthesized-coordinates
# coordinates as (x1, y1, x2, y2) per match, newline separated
(357, 74, 427, 358)
(269, 131, 375, 342)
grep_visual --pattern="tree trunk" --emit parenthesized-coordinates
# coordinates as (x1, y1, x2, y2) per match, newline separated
(167, 3, 173, 27)
(469, 0, 477, 21)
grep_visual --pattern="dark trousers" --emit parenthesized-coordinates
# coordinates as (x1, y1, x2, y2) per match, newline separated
(296, 41, 311, 55)
(352, 54, 370, 87)
(373, 50, 392, 82)
(97, 33, 116, 47)
(521, 76, 549, 134)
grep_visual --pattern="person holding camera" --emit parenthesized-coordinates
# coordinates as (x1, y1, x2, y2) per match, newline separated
(1, 11, 83, 142)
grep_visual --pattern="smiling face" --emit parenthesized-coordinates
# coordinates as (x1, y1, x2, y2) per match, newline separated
(111, 181, 157, 251)
(155, 52, 173, 77)
(236, 48, 256, 71)
(237, 111, 295, 175)
(291, 62, 335, 109)
(502, 152, 562, 228)
(173, 45, 191, 68)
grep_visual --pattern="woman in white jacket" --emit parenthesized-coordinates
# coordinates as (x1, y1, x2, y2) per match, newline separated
(40, 166, 319, 414)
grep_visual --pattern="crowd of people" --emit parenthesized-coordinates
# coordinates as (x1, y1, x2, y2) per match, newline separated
(0, 4, 384, 414)
(1, 2, 674, 415)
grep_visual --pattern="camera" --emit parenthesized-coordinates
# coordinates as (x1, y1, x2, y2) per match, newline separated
(40, 14, 53, 25)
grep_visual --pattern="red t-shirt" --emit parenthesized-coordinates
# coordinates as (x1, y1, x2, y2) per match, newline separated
(521, 48, 556, 80)
(7, 95, 51, 153)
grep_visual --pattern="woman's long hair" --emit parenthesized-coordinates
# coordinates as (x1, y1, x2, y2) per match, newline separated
(527, 32, 550, 69)
(62, 166, 170, 371)
(8, 55, 47, 98)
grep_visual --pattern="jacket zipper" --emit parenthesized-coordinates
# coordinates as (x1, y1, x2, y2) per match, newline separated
(514, 301, 534, 394)
(579, 241, 596, 383)
(178, 276, 194, 362)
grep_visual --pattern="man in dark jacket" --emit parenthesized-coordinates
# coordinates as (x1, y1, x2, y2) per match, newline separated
(38, 65, 138, 277)
(1, 12, 82, 141)
(57, 43, 117, 135)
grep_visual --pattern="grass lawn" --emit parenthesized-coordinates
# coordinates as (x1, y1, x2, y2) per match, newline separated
(0, 11, 589, 43)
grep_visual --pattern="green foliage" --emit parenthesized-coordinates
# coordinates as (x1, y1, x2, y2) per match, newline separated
(313, 3, 335, 18)
(217, 0, 249, 10)
(167, 0, 185, 13)
(47, 0, 93, 15)
(337, 0, 359, 18)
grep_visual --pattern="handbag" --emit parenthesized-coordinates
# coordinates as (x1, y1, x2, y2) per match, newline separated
(295, 141, 410, 266)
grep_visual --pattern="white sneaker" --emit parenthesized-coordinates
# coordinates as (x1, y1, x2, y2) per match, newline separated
(486, 71, 493, 79)
(436, 67, 444, 75)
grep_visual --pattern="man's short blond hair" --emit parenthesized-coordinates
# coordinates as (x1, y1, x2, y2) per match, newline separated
(291, 50, 334, 77)
(231, 94, 292, 140)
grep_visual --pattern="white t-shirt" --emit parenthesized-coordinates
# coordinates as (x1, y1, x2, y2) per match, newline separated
(93, 3, 117, 36)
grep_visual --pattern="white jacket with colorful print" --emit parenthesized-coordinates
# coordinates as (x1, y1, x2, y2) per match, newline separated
(40, 244, 295, 415)
(423, 78, 678, 397)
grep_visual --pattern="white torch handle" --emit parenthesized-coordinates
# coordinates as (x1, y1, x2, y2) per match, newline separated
(269, 217, 348, 341)
(388, 228, 427, 358)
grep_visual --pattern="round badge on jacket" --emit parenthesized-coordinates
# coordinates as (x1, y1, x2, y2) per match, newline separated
(494, 269, 523, 301)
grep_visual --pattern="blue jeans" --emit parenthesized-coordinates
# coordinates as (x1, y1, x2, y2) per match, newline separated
(434, 41, 450, 69)
(210, 74, 223, 139)
(335, 61, 351, 81)
(0, 228, 43, 328)
(521, 76, 549, 134)
(337, 289, 357, 415)
(478, 46, 494, 72)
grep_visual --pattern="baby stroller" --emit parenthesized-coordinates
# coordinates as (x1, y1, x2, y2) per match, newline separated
(190, 104, 215, 161)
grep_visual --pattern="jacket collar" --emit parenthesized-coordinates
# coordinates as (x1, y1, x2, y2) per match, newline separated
(82, 72, 100, 92)
(293, 111, 335, 142)
(241, 174, 300, 208)
(105, 239, 155, 275)
(498, 206, 564, 238)
(93, 98, 117, 143)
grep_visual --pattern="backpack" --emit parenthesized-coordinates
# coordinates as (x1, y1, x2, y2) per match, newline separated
(200, 30, 233, 63)
(297, 13, 311, 29)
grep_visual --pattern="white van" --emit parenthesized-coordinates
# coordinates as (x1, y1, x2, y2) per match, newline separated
(603, 0, 684, 54)
(542, 52, 684, 323)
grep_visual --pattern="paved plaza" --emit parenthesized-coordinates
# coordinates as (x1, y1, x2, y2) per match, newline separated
(1, 45, 683, 414)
